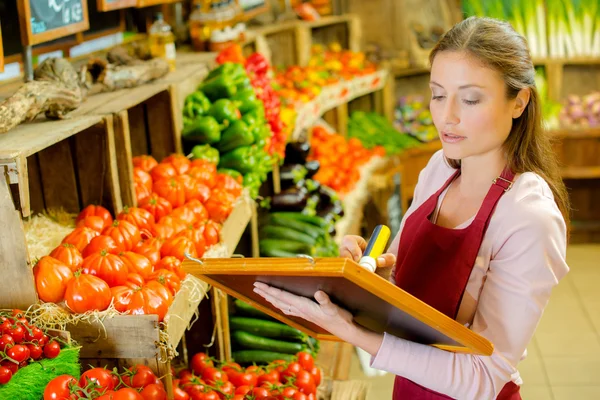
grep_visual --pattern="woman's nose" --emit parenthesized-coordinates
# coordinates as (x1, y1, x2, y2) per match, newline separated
(443, 98, 460, 125)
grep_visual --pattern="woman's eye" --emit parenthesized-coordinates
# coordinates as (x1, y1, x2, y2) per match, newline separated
(463, 99, 480, 105)
(431, 95, 445, 101)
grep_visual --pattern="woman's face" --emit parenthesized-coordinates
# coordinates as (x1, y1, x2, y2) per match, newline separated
(429, 51, 519, 161)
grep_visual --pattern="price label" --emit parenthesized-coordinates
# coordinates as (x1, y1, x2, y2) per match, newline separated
(18, 0, 90, 46)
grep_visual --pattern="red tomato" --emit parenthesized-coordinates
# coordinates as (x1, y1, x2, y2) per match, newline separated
(161, 236, 197, 261)
(134, 167, 153, 191)
(201, 367, 228, 385)
(33, 256, 74, 303)
(173, 387, 190, 400)
(103, 220, 142, 252)
(229, 370, 258, 388)
(271, 360, 287, 373)
(62, 227, 100, 252)
(83, 235, 122, 257)
(295, 370, 316, 395)
(308, 366, 321, 387)
(27, 343, 43, 360)
(140, 383, 167, 400)
(65, 272, 112, 313)
(184, 199, 208, 222)
(251, 387, 270, 399)
(43, 341, 61, 359)
(25, 326, 44, 342)
(50, 243, 84, 270)
(203, 392, 219, 400)
(111, 282, 172, 322)
(80, 367, 115, 391)
(1, 361, 17, 375)
(120, 252, 153, 279)
(306, 394, 316, 400)
(7, 344, 29, 363)
(154, 178, 186, 208)
(281, 387, 298, 397)
(231, 396, 244, 400)
(187, 166, 216, 189)
(190, 353, 214, 375)
(293, 393, 308, 400)
(216, 381, 234, 399)
(234, 385, 251, 395)
(76, 216, 106, 233)
(113, 388, 144, 400)
(96, 390, 116, 400)
(149, 269, 181, 296)
(77, 205, 113, 230)
(257, 369, 280, 385)
(139, 194, 173, 222)
(121, 365, 157, 389)
(126, 272, 145, 287)
(0, 366, 12, 384)
(0, 334, 14, 351)
(133, 155, 158, 172)
(281, 362, 303, 382)
(175, 225, 206, 258)
(43, 375, 78, 400)
(162, 154, 191, 175)
(81, 250, 128, 287)
(117, 207, 156, 237)
(154, 257, 185, 280)
(150, 164, 177, 182)
(297, 352, 314, 370)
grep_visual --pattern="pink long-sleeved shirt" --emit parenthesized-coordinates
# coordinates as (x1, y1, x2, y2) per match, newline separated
(370, 150, 569, 399)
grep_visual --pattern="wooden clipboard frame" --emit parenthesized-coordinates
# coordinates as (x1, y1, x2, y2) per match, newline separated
(136, 0, 181, 8)
(98, 0, 137, 12)
(0, 22, 4, 73)
(17, 0, 90, 46)
(182, 257, 494, 356)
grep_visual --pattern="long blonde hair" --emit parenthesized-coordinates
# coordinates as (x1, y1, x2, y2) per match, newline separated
(430, 16, 570, 227)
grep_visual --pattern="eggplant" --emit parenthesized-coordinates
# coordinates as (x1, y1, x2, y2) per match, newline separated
(284, 142, 311, 165)
(304, 160, 320, 179)
(270, 187, 309, 212)
(305, 179, 321, 193)
(316, 185, 338, 210)
(279, 164, 308, 188)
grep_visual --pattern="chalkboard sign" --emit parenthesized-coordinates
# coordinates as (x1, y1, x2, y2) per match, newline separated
(98, 0, 137, 12)
(17, 0, 90, 46)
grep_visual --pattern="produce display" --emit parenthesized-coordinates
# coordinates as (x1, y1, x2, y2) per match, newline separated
(308, 126, 383, 194)
(174, 350, 321, 399)
(348, 111, 422, 154)
(394, 96, 438, 143)
(558, 91, 600, 128)
(230, 299, 320, 361)
(535, 67, 562, 129)
(182, 62, 276, 199)
(0, 310, 78, 399)
(33, 154, 239, 321)
(42, 364, 166, 400)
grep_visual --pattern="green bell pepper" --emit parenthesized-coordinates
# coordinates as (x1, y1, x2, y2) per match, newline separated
(231, 89, 261, 114)
(184, 92, 211, 118)
(206, 62, 246, 81)
(181, 116, 222, 144)
(236, 76, 253, 92)
(243, 172, 263, 199)
(209, 99, 241, 124)
(218, 120, 255, 153)
(218, 146, 257, 174)
(191, 144, 220, 164)
(242, 103, 266, 123)
(218, 168, 243, 181)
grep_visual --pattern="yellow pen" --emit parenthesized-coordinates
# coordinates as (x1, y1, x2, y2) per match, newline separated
(358, 225, 391, 272)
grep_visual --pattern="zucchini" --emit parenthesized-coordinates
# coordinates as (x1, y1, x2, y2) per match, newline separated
(260, 225, 316, 246)
(232, 350, 295, 364)
(232, 331, 307, 355)
(269, 212, 329, 229)
(259, 239, 314, 255)
(268, 215, 325, 239)
(233, 299, 276, 321)
(229, 317, 307, 341)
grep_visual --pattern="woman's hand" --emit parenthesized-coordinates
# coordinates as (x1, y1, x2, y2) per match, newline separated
(253, 282, 354, 339)
(340, 235, 397, 278)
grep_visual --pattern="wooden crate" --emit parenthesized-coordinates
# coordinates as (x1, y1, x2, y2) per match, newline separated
(0, 115, 121, 309)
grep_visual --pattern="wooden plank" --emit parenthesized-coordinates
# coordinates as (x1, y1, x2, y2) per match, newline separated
(67, 315, 160, 358)
(37, 139, 80, 213)
(94, 83, 170, 116)
(73, 124, 106, 209)
(562, 167, 600, 179)
(211, 288, 226, 361)
(219, 291, 232, 361)
(382, 68, 396, 122)
(145, 90, 176, 161)
(222, 196, 254, 257)
(0, 116, 103, 161)
(113, 111, 136, 208)
(128, 104, 150, 157)
(251, 203, 260, 258)
(0, 21, 4, 73)
(27, 155, 45, 215)
(295, 25, 312, 67)
(13, 155, 31, 218)
(0, 169, 37, 308)
(168, 86, 182, 154)
(348, 14, 362, 52)
(332, 342, 354, 380)
(102, 116, 123, 214)
(97, 0, 137, 11)
(336, 103, 349, 137)
(164, 275, 209, 351)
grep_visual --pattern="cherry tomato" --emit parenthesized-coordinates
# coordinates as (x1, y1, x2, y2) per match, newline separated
(281, 387, 298, 397)
(39, 335, 50, 347)
(251, 387, 270, 399)
(44, 341, 61, 359)
(293, 392, 308, 400)
(306, 394, 316, 400)
(27, 343, 43, 360)
(201, 367, 228, 384)
(216, 381, 234, 399)
(113, 388, 144, 400)
(190, 353, 214, 375)
(296, 352, 314, 371)
(24, 326, 44, 343)
(295, 370, 316, 395)
(308, 366, 321, 387)
(79, 368, 115, 391)
(203, 391, 219, 400)
(0, 366, 13, 384)
(232, 396, 245, 400)
(43, 375, 78, 400)
(281, 362, 302, 383)
(0, 334, 14, 352)
(234, 385, 251, 395)
(7, 344, 30, 363)
(173, 387, 190, 400)
(228, 370, 258, 388)
(121, 365, 157, 389)
(271, 360, 288, 373)
(96, 390, 116, 400)
(7, 325, 25, 343)
(257, 369, 280, 385)
(0, 320, 11, 335)
(140, 383, 167, 400)
(1, 361, 18, 375)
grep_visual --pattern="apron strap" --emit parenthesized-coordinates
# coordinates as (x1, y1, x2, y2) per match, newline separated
(473, 167, 515, 224)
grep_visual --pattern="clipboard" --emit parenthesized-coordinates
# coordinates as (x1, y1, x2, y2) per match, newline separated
(182, 256, 494, 356)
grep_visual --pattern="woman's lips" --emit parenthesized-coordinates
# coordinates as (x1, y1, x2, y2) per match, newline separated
(441, 131, 466, 144)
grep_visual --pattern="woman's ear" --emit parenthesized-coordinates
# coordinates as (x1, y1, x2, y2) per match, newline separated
(512, 88, 531, 119)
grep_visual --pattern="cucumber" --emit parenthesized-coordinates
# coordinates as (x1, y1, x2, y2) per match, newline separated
(269, 212, 329, 229)
(260, 247, 301, 258)
(233, 299, 276, 321)
(260, 225, 316, 246)
(229, 317, 307, 341)
(232, 331, 307, 355)
(232, 350, 295, 364)
(268, 215, 325, 239)
(259, 239, 314, 255)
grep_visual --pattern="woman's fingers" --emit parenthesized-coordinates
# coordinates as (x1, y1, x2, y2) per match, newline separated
(340, 235, 368, 262)
(376, 253, 397, 268)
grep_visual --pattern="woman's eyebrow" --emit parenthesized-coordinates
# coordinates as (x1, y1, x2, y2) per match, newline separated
(430, 81, 485, 90)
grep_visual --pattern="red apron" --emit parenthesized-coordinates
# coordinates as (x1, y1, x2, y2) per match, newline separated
(392, 168, 521, 400)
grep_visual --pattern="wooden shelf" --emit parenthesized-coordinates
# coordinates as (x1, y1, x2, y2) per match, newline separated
(393, 66, 431, 78)
(551, 127, 600, 139)
(562, 166, 600, 180)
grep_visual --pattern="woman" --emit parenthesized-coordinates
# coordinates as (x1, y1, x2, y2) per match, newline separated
(253, 17, 570, 399)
